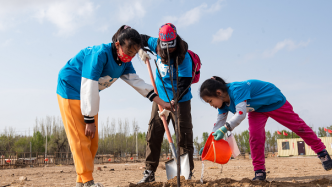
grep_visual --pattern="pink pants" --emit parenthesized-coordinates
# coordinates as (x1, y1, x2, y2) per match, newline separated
(248, 100, 325, 171)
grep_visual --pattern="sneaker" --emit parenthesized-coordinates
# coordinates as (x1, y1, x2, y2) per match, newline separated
(252, 170, 266, 181)
(188, 171, 194, 180)
(83, 180, 104, 187)
(76, 183, 83, 187)
(137, 170, 155, 184)
(318, 150, 332, 171)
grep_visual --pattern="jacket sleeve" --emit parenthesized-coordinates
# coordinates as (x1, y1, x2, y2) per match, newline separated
(173, 52, 192, 102)
(141, 34, 151, 47)
(226, 101, 247, 130)
(174, 77, 192, 102)
(80, 49, 106, 123)
(144, 36, 158, 53)
(120, 62, 157, 101)
(212, 112, 228, 132)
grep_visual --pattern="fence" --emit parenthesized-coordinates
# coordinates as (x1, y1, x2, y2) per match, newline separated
(0, 152, 195, 169)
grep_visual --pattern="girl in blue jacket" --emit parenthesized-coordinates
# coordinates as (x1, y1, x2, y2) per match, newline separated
(199, 76, 332, 181)
(57, 25, 170, 187)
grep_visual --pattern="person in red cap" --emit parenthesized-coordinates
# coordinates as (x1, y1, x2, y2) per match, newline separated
(137, 23, 194, 183)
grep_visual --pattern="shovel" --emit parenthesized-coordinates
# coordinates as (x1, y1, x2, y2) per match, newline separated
(145, 58, 190, 180)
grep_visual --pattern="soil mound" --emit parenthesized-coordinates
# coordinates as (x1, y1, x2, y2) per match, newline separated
(130, 177, 332, 187)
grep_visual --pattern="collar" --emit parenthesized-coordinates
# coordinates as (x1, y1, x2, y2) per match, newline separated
(226, 86, 231, 107)
(111, 43, 123, 66)
(226, 95, 231, 107)
(219, 85, 231, 109)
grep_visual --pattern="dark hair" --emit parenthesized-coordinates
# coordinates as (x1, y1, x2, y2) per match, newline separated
(112, 25, 143, 49)
(157, 34, 188, 65)
(199, 76, 228, 98)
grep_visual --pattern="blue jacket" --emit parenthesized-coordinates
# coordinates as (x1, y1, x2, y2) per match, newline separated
(57, 43, 155, 122)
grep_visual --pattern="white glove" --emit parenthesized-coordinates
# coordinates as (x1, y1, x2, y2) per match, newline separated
(138, 49, 151, 63)
(158, 109, 171, 119)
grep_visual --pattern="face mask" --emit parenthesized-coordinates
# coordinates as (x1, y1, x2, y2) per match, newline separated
(117, 45, 134, 63)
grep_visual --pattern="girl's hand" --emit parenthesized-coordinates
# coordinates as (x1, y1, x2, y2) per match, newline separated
(162, 102, 171, 111)
(212, 126, 228, 140)
(199, 147, 204, 156)
(85, 123, 96, 139)
(170, 100, 179, 111)
(153, 96, 171, 110)
(138, 49, 151, 63)
(152, 96, 174, 111)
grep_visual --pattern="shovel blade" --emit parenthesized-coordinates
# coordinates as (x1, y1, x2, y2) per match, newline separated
(165, 153, 190, 180)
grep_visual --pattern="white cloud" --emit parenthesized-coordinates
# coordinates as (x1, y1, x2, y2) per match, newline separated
(35, 0, 97, 36)
(207, 0, 224, 13)
(263, 39, 311, 58)
(176, 4, 208, 27)
(161, 0, 224, 28)
(0, 0, 98, 36)
(117, 1, 146, 23)
(212, 27, 233, 42)
(238, 39, 311, 63)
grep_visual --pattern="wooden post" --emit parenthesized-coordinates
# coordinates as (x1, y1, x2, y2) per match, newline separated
(30, 142, 32, 166)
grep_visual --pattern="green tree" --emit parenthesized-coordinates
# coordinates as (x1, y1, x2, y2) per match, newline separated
(31, 131, 45, 153)
(241, 130, 250, 153)
(202, 132, 209, 144)
(161, 137, 170, 157)
(172, 134, 177, 150)
(265, 131, 272, 152)
(0, 127, 16, 152)
(318, 127, 328, 137)
(13, 136, 31, 153)
(234, 133, 243, 153)
(193, 132, 209, 155)
(271, 131, 278, 152)
(49, 125, 68, 153)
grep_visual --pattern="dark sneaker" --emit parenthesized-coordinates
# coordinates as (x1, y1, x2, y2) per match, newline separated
(137, 170, 155, 184)
(76, 183, 83, 187)
(188, 171, 194, 180)
(252, 170, 266, 181)
(318, 150, 332, 171)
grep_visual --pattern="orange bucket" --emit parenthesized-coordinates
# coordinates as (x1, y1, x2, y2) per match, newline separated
(201, 133, 232, 164)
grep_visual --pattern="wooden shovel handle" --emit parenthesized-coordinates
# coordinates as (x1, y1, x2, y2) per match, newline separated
(145, 58, 173, 144)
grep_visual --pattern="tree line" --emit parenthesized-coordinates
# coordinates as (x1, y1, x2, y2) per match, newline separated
(0, 116, 330, 156)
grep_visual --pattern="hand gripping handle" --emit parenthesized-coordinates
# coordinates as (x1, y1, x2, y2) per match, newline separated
(145, 58, 173, 144)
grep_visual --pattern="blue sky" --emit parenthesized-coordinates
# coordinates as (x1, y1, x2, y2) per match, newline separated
(0, 0, 331, 140)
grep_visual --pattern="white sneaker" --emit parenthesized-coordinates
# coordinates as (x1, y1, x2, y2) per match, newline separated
(83, 180, 104, 187)
(90, 184, 104, 187)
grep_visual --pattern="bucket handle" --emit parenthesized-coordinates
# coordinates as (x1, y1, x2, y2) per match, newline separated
(212, 141, 216, 163)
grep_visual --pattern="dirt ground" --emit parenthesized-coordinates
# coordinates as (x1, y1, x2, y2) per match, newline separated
(1, 156, 332, 187)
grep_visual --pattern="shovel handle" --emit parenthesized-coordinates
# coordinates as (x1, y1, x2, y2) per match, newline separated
(145, 58, 173, 144)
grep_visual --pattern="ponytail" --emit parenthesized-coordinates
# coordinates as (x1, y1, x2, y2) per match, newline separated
(112, 25, 143, 49)
(199, 76, 228, 98)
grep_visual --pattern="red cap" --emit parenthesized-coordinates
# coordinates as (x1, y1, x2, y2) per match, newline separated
(159, 23, 177, 49)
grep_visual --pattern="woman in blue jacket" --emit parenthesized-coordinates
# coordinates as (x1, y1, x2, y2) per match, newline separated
(57, 25, 171, 187)
(138, 23, 194, 183)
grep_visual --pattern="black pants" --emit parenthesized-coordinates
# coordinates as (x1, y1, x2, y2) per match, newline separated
(145, 100, 194, 172)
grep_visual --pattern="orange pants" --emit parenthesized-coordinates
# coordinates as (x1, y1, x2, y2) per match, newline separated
(57, 94, 98, 183)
